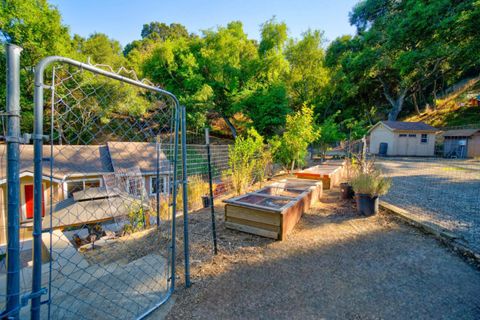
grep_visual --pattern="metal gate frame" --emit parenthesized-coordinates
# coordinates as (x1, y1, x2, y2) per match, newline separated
(2, 45, 190, 319)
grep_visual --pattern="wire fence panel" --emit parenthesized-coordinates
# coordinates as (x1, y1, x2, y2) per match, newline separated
(377, 157, 480, 253)
(0, 59, 181, 319)
(341, 132, 480, 256)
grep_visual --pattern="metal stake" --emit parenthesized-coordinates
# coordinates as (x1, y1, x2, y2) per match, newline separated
(205, 128, 218, 254)
(181, 106, 191, 288)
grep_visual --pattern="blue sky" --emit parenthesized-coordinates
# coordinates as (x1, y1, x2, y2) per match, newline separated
(49, 0, 359, 47)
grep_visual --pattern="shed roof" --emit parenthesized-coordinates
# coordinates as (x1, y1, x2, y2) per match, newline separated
(107, 141, 172, 174)
(442, 129, 480, 137)
(381, 121, 437, 132)
(0, 144, 112, 181)
(368, 121, 438, 134)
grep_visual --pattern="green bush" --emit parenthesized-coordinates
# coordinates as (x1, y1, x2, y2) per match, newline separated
(228, 128, 269, 195)
(351, 170, 391, 196)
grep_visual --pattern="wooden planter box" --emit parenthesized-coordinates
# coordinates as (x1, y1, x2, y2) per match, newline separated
(295, 164, 345, 189)
(223, 180, 322, 240)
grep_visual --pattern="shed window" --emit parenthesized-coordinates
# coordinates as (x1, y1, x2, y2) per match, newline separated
(150, 176, 168, 196)
(399, 134, 407, 137)
(421, 134, 428, 143)
(67, 179, 101, 198)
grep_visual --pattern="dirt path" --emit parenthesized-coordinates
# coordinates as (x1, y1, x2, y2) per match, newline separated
(160, 190, 480, 319)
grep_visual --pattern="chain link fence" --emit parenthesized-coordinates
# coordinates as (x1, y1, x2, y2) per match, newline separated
(340, 128, 480, 256)
(0, 49, 185, 319)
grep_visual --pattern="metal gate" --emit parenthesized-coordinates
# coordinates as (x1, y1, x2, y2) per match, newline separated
(1, 45, 187, 319)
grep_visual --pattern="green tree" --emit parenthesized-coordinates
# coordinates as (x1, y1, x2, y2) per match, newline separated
(285, 30, 329, 109)
(316, 112, 345, 158)
(270, 105, 319, 172)
(0, 0, 75, 131)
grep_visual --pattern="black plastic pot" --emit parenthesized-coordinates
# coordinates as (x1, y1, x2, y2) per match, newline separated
(201, 195, 210, 208)
(340, 182, 355, 200)
(355, 194, 379, 216)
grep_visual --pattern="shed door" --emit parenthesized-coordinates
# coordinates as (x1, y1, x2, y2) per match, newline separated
(398, 134, 407, 155)
(24, 184, 45, 220)
(406, 134, 417, 156)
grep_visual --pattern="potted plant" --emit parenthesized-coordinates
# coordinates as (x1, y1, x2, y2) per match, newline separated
(340, 159, 357, 200)
(350, 170, 391, 216)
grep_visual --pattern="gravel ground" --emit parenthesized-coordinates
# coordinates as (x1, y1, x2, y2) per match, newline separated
(377, 158, 480, 252)
(157, 189, 480, 320)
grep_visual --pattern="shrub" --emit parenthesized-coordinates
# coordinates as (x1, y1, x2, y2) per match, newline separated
(123, 201, 146, 234)
(351, 170, 391, 196)
(227, 128, 266, 195)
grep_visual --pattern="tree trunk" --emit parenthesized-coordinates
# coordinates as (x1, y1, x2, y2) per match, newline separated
(379, 78, 408, 121)
(222, 115, 237, 138)
(412, 91, 421, 115)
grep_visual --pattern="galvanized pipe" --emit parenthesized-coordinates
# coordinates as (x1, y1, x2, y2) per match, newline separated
(205, 128, 218, 254)
(5, 43, 22, 320)
(181, 106, 191, 288)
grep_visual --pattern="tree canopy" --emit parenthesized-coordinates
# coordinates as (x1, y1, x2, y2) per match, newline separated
(1, 0, 479, 146)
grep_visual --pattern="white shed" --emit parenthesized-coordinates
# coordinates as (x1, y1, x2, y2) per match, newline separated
(368, 121, 438, 156)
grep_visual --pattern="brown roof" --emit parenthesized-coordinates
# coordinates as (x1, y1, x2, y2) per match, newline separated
(0, 144, 112, 181)
(107, 142, 171, 174)
(381, 121, 437, 132)
(442, 129, 480, 137)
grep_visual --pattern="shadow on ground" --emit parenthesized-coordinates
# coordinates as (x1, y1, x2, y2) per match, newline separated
(163, 190, 480, 320)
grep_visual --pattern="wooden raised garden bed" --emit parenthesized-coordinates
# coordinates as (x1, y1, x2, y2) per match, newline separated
(294, 163, 345, 189)
(223, 180, 322, 240)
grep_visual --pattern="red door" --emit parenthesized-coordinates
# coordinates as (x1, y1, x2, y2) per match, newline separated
(24, 185, 45, 219)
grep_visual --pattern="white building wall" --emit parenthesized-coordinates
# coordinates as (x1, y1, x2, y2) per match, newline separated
(369, 124, 396, 155)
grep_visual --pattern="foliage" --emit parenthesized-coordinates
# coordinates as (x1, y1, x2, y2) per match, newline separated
(227, 128, 266, 195)
(285, 30, 330, 109)
(316, 111, 345, 157)
(2, 0, 479, 142)
(123, 202, 146, 234)
(350, 170, 391, 196)
(186, 175, 210, 209)
(270, 105, 319, 171)
(324, 0, 480, 122)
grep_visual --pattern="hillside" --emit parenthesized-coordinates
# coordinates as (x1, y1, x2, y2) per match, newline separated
(404, 78, 480, 128)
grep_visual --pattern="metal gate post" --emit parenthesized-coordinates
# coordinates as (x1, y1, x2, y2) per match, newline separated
(205, 128, 218, 254)
(4, 44, 22, 320)
(31, 57, 48, 320)
(181, 106, 191, 288)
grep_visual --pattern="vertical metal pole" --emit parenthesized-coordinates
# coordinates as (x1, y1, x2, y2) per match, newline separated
(31, 57, 46, 320)
(205, 128, 218, 254)
(170, 104, 180, 292)
(181, 106, 191, 288)
(5, 44, 22, 320)
(156, 135, 160, 227)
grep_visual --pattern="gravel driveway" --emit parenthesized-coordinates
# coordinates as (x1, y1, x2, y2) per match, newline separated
(377, 158, 480, 253)
(159, 190, 480, 319)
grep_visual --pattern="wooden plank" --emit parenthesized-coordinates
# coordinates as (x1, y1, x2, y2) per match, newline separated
(226, 205, 281, 226)
(225, 221, 278, 239)
(280, 198, 305, 240)
(226, 216, 280, 232)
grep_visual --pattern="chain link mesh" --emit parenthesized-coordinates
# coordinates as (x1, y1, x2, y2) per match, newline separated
(0, 62, 179, 319)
